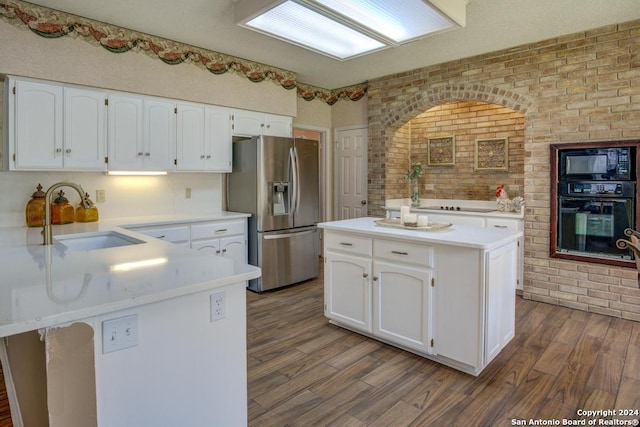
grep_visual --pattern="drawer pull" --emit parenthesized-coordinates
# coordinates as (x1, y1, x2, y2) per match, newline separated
(215, 228, 228, 233)
(391, 250, 408, 255)
(339, 242, 353, 246)
(493, 225, 508, 228)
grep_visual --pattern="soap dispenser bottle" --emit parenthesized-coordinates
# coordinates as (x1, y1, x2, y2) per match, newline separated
(51, 190, 75, 224)
(26, 183, 46, 227)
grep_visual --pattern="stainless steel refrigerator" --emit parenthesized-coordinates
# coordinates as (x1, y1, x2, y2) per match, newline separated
(227, 136, 320, 292)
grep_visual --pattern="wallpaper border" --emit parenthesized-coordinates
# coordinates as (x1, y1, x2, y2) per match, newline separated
(0, 0, 368, 104)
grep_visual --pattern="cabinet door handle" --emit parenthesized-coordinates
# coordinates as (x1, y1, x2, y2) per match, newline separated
(138, 152, 144, 156)
(56, 148, 62, 153)
(362, 273, 368, 278)
(65, 148, 71, 154)
(145, 152, 151, 156)
(206, 155, 211, 159)
(222, 249, 227, 253)
(391, 250, 408, 255)
(373, 276, 379, 281)
(339, 242, 353, 246)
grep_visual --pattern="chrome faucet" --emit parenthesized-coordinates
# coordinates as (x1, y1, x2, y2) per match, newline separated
(43, 182, 90, 245)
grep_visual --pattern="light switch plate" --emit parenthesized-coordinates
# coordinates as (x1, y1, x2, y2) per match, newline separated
(102, 314, 138, 354)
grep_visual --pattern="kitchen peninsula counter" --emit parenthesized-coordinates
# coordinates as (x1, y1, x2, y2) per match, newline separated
(318, 217, 521, 376)
(0, 212, 259, 426)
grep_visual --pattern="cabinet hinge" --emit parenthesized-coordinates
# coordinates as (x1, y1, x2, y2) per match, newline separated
(430, 338, 434, 347)
(431, 277, 435, 287)
(104, 98, 108, 106)
(12, 153, 16, 162)
(517, 240, 520, 247)
(174, 107, 177, 114)
(104, 156, 108, 164)
(174, 159, 177, 165)
(12, 86, 16, 95)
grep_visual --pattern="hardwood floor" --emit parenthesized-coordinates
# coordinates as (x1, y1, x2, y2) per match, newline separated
(1, 271, 638, 427)
(247, 274, 640, 427)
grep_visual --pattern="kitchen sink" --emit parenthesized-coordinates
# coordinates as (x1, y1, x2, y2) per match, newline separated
(55, 231, 145, 251)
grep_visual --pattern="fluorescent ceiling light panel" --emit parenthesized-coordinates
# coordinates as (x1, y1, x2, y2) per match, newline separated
(235, 0, 466, 60)
(313, 0, 454, 43)
(245, 1, 385, 59)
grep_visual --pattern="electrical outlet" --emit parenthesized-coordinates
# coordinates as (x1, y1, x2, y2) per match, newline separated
(185, 187, 192, 199)
(96, 189, 106, 203)
(210, 292, 226, 322)
(102, 314, 138, 354)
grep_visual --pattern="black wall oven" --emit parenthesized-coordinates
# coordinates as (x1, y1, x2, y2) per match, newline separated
(557, 181, 635, 260)
(551, 142, 639, 266)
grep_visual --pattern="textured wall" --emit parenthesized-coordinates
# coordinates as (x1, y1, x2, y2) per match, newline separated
(367, 20, 640, 320)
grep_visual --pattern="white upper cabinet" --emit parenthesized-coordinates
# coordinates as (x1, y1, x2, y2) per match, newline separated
(4, 76, 291, 173)
(6, 78, 106, 171)
(143, 98, 176, 171)
(231, 110, 292, 137)
(64, 87, 107, 170)
(108, 95, 175, 171)
(176, 103, 231, 172)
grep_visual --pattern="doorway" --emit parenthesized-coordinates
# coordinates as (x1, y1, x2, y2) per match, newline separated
(334, 126, 368, 219)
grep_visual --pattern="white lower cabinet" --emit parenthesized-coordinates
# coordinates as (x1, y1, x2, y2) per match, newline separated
(191, 220, 247, 265)
(373, 260, 432, 354)
(324, 252, 372, 333)
(323, 229, 517, 376)
(126, 218, 248, 265)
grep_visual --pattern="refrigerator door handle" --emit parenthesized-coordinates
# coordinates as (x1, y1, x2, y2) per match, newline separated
(293, 146, 301, 212)
(290, 147, 299, 213)
(263, 230, 316, 240)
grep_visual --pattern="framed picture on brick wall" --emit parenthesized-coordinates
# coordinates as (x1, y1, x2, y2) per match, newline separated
(427, 136, 455, 166)
(475, 137, 508, 171)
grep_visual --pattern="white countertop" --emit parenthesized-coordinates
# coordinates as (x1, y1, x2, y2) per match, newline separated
(318, 217, 522, 249)
(385, 198, 524, 219)
(0, 212, 260, 338)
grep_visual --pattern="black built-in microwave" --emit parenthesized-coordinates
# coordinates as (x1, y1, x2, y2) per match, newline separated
(559, 146, 634, 181)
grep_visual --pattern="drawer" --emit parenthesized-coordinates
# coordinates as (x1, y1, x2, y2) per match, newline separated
(374, 238, 433, 267)
(132, 225, 190, 244)
(486, 218, 521, 231)
(191, 220, 245, 240)
(324, 231, 372, 256)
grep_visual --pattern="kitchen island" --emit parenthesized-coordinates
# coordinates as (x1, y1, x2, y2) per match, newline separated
(0, 213, 260, 426)
(318, 217, 522, 376)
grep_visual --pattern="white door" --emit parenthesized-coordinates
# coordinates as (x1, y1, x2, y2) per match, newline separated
(335, 127, 368, 220)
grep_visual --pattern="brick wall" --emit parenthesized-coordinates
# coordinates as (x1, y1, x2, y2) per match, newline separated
(367, 20, 640, 320)
(404, 101, 525, 201)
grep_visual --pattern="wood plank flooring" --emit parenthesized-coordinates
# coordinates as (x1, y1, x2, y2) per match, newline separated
(1, 270, 638, 427)
(247, 273, 640, 426)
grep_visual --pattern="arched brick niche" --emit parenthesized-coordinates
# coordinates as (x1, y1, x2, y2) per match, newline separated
(369, 84, 534, 216)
